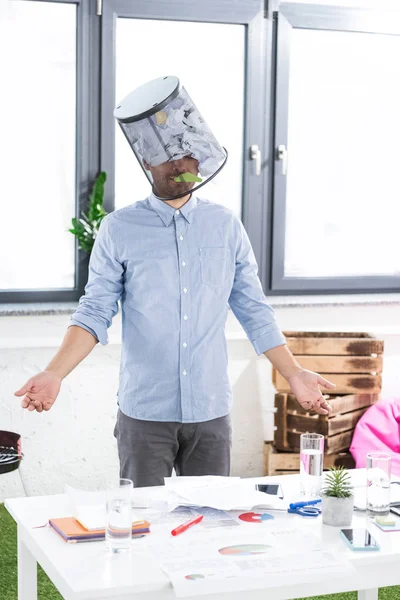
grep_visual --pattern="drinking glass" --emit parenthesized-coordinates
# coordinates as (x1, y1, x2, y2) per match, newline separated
(366, 452, 391, 517)
(300, 433, 324, 496)
(105, 478, 133, 553)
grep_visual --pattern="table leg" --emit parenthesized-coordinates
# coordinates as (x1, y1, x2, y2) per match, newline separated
(17, 527, 37, 600)
(358, 590, 378, 600)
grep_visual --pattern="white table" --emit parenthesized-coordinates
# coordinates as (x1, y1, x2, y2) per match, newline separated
(5, 474, 400, 600)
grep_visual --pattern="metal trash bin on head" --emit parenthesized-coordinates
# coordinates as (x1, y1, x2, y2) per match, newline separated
(114, 75, 228, 201)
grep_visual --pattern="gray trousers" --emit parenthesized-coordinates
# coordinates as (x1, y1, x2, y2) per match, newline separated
(114, 409, 232, 487)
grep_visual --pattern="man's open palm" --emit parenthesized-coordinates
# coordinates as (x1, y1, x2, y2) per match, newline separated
(287, 369, 336, 415)
(14, 371, 62, 413)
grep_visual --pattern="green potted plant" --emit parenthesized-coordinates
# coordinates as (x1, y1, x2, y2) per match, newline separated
(69, 171, 108, 253)
(321, 466, 354, 527)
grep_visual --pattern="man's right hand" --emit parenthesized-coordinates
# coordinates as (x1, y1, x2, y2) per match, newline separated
(14, 371, 62, 413)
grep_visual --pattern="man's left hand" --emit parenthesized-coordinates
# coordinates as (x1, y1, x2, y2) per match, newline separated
(287, 369, 336, 415)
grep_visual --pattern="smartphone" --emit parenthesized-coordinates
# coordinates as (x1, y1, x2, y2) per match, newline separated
(390, 502, 400, 517)
(340, 528, 380, 551)
(255, 484, 284, 499)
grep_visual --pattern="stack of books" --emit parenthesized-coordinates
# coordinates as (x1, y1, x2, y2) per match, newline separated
(49, 515, 150, 543)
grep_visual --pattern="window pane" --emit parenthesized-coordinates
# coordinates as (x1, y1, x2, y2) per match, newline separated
(283, 0, 399, 7)
(284, 28, 400, 278)
(0, 1, 76, 290)
(115, 19, 245, 217)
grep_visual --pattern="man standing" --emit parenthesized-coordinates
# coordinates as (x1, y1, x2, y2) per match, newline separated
(15, 77, 334, 486)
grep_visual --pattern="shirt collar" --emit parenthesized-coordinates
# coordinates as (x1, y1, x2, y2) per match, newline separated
(148, 192, 197, 226)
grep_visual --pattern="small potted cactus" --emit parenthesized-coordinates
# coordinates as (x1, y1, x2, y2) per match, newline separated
(321, 466, 354, 527)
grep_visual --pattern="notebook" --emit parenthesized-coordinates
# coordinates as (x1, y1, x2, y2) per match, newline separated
(374, 516, 400, 532)
(49, 517, 150, 543)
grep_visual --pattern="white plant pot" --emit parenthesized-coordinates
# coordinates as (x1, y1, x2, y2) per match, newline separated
(321, 494, 354, 527)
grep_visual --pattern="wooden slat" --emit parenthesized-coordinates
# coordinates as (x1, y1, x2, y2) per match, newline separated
(285, 336, 384, 356)
(263, 443, 355, 475)
(274, 393, 289, 451)
(265, 444, 300, 471)
(285, 406, 370, 437)
(283, 332, 374, 338)
(286, 412, 325, 435)
(285, 393, 379, 416)
(273, 372, 382, 394)
(286, 429, 354, 454)
(326, 430, 354, 454)
(327, 408, 370, 435)
(293, 355, 382, 374)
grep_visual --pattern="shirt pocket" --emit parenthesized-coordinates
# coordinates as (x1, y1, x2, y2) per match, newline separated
(199, 247, 229, 288)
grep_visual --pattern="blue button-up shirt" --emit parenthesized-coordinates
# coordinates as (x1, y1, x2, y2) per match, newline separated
(70, 193, 285, 423)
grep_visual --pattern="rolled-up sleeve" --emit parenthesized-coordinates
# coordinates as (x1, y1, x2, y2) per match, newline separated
(228, 219, 286, 355)
(69, 215, 124, 345)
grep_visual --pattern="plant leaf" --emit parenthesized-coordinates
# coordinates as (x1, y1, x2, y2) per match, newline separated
(69, 171, 108, 253)
(321, 466, 353, 498)
(174, 172, 202, 183)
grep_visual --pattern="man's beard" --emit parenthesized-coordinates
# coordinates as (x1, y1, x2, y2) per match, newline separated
(154, 178, 194, 199)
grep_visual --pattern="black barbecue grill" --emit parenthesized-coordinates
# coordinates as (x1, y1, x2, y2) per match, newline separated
(0, 430, 23, 475)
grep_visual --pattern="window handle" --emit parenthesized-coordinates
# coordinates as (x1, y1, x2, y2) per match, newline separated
(277, 144, 288, 175)
(250, 144, 261, 176)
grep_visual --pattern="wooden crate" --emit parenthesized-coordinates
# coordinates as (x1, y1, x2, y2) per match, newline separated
(272, 331, 384, 395)
(274, 392, 378, 454)
(264, 442, 355, 477)
(283, 331, 384, 357)
(286, 429, 353, 454)
(273, 372, 381, 394)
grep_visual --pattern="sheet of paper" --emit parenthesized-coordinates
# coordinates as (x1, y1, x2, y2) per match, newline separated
(164, 475, 241, 489)
(166, 479, 287, 511)
(138, 505, 240, 529)
(157, 527, 355, 597)
(161, 551, 355, 598)
(195, 506, 240, 528)
(64, 484, 143, 530)
(131, 484, 170, 509)
(65, 485, 106, 530)
(150, 526, 320, 562)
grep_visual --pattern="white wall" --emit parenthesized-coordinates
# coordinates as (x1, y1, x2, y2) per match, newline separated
(1, 301, 399, 502)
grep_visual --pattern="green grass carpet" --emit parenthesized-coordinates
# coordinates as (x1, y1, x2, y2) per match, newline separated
(1, 503, 399, 600)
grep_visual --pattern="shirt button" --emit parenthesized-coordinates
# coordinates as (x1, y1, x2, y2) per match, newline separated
(182, 261, 186, 267)
(183, 342, 187, 348)
(183, 288, 188, 293)
(179, 235, 184, 241)
(183, 370, 187, 376)
(175, 210, 180, 215)
(183, 315, 188, 320)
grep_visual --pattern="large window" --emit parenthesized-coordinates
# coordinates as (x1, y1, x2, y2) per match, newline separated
(0, 0, 97, 303)
(271, 3, 400, 292)
(0, 1, 76, 291)
(2, 0, 399, 303)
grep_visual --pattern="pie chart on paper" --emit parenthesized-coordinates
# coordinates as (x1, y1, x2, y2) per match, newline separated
(239, 512, 274, 523)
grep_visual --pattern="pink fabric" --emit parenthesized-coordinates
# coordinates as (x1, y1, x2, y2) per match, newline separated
(350, 398, 400, 476)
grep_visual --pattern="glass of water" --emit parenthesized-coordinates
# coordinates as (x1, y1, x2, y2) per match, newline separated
(105, 478, 133, 553)
(366, 452, 391, 518)
(300, 433, 324, 497)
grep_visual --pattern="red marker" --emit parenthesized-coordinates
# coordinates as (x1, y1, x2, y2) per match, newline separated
(171, 514, 203, 536)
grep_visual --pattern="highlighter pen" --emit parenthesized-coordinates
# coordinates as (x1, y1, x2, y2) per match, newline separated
(171, 514, 204, 536)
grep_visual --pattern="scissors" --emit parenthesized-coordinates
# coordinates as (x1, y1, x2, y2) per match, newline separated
(287, 499, 322, 517)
